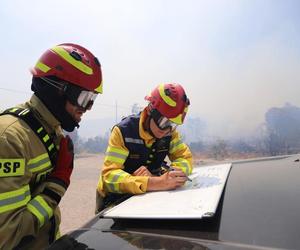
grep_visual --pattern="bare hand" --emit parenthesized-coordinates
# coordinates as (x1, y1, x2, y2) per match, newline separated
(147, 169, 188, 191)
(161, 170, 187, 190)
(133, 166, 153, 177)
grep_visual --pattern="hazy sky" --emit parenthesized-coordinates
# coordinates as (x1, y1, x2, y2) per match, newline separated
(1, 0, 300, 137)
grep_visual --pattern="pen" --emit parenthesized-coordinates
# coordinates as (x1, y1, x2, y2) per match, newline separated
(161, 161, 192, 182)
(186, 176, 193, 182)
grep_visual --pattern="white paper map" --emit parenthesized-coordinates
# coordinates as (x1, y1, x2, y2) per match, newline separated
(103, 163, 232, 219)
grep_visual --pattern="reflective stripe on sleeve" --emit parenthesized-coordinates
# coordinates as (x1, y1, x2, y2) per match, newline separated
(27, 195, 53, 227)
(27, 153, 52, 173)
(105, 169, 130, 193)
(172, 158, 192, 175)
(104, 146, 129, 164)
(0, 185, 31, 214)
(169, 138, 184, 154)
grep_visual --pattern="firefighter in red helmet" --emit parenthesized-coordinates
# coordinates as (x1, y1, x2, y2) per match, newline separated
(96, 83, 192, 212)
(0, 43, 103, 249)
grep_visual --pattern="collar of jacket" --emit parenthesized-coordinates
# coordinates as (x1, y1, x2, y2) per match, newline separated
(26, 94, 63, 138)
(139, 109, 155, 147)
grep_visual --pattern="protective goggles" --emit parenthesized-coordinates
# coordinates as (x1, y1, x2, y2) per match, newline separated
(41, 76, 98, 110)
(150, 109, 177, 130)
(65, 84, 98, 110)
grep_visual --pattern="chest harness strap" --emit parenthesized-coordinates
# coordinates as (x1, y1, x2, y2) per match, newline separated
(1, 107, 60, 244)
(0, 107, 57, 165)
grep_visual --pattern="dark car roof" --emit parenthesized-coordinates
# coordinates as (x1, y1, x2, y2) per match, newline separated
(68, 155, 300, 250)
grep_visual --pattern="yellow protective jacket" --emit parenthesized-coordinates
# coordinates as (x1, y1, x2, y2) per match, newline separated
(97, 109, 193, 197)
(0, 95, 66, 250)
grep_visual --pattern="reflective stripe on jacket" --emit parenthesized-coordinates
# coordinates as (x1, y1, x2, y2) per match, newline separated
(0, 94, 65, 249)
(97, 109, 193, 199)
(118, 113, 171, 175)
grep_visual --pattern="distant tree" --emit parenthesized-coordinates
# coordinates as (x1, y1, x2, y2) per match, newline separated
(178, 117, 206, 143)
(64, 129, 83, 154)
(263, 126, 289, 156)
(189, 141, 204, 153)
(82, 136, 108, 153)
(230, 139, 255, 154)
(210, 139, 228, 160)
(263, 103, 300, 155)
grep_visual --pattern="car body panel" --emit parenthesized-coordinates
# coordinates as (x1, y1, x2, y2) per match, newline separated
(64, 155, 300, 250)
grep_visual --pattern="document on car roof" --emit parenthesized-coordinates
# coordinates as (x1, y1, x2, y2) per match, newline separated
(102, 163, 232, 219)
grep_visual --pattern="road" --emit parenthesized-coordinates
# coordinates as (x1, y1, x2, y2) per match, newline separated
(59, 154, 104, 234)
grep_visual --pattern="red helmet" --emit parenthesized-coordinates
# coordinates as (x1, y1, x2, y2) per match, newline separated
(145, 83, 190, 125)
(31, 43, 103, 93)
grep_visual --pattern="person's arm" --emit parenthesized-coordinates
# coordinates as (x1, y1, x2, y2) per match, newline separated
(168, 130, 193, 175)
(0, 129, 73, 249)
(132, 166, 153, 176)
(98, 127, 193, 195)
(99, 126, 149, 195)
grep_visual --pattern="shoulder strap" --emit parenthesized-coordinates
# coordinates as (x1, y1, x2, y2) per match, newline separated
(0, 107, 58, 165)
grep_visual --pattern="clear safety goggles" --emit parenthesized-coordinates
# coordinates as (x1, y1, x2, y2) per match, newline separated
(76, 90, 98, 109)
(150, 109, 177, 130)
(65, 84, 98, 110)
(41, 76, 98, 110)
(156, 116, 177, 130)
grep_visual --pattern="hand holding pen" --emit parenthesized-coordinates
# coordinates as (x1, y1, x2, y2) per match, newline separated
(147, 162, 192, 191)
(161, 161, 192, 182)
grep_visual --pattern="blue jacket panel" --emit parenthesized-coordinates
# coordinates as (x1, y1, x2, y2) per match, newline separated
(117, 114, 171, 175)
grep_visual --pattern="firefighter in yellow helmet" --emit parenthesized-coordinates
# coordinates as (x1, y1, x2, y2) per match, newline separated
(96, 83, 192, 212)
(0, 43, 103, 249)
